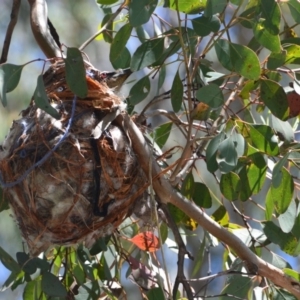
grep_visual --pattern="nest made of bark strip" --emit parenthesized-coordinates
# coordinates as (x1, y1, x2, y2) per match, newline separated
(0, 60, 146, 256)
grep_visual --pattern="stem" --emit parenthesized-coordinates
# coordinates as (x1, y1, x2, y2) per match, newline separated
(79, 2, 126, 51)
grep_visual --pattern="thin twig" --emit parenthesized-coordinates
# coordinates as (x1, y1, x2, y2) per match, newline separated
(79, 1, 126, 51)
(0, 0, 21, 63)
(159, 203, 194, 300)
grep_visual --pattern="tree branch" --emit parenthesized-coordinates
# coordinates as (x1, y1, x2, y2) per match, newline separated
(0, 0, 21, 63)
(118, 114, 300, 299)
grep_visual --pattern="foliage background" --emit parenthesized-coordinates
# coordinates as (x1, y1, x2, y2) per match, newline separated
(1, 0, 300, 299)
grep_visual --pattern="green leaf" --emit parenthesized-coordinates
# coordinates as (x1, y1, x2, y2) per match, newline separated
(267, 50, 287, 70)
(212, 206, 229, 227)
(171, 70, 183, 112)
(239, 80, 259, 99)
(181, 172, 194, 200)
(75, 281, 102, 299)
(220, 172, 241, 201)
(263, 221, 299, 256)
(110, 23, 132, 66)
(129, 0, 158, 27)
(16, 252, 37, 275)
(131, 38, 164, 71)
(206, 132, 226, 173)
(128, 75, 150, 105)
(101, 13, 113, 43)
(239, 4, 257, 29)
(192, 15, 220, 36)
(193, 182, 212, 208)
(266, 167, 294, 215)
(270, 115, 294, 144)
(158, 65, 166, 90)
(153, 122, 172, 148)
(288, 0, 300, 23)
(0, 64, 23, 106)
(238, 152, 267, 201)
(89, 237, 109, 256)
(41, 272, 67, 297)
(253, 19, 281, 53)
(215, 40, 261, 80)
(196, 83, 224, 108)
(147, 287, 165, 300)
(136, 25, 150, 42)
(272, 153, 290, 187)
(97, 0, 118, 4)
(261, 0, 280, 35)
(0, 246, 21, 273)
(23, 280, 44, 300)
(204, 0, 227, 17)
(236, 121, 279, 155)
(260, 78, 289, 121)
(64, 47, 88, 98)
(73, 265, 85, 286)
(220, 275, 253, 300)
(159, 223, 168, 244)
(33, 75, 60, 119)
(278, 199, 297, 233)
(284, 44, 300, 65)
(168, 0, 207, 14)
(110, 46, 131, 69)
(216, 136, 238, 173)
(168, 203, 197, 230)
(283, 268, 300, 282)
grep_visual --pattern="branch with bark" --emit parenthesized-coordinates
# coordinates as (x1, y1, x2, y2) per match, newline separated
(117, 114, 300, 299)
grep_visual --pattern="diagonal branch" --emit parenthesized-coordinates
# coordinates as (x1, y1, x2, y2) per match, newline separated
(117, 114, 300, 299)
(0, 0, 21, 64)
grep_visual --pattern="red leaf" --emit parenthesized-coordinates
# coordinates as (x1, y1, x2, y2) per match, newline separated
(287, 91, 300, 118)
(129, 232, 160, 252)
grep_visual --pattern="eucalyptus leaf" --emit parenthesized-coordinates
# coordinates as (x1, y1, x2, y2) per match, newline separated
(41, 272, 67, 297)
(65, 47, 87, 98)
(192, 15, 220, 36)
(0, 64, 24, 106)
(196, 83, 224, 108)
(266, 167, 294, 215)
(260, 78, 289, 121)
(278, 199, 297, 233)
(206, 132, 226, 173)
(168, 0, 206, 14)
(204, 0, 227, 17)
(193, 182, 212, 208)
(129, 75, 150, 105)
(110, 23, 132, 67)
(33, 75, 60, 119)
(288, 0, 300, 23)
(215, 40, 261, 80)
(171, 70, 183, 112)
(220, 172, 241, 201)
(216, 135, 238, 173)
(253, 19, 281, 53)
(131, 38, 164, 71)
(0, 246, 21, 273)
(153, 122, 172, 148)
(129, 0, 158, 27)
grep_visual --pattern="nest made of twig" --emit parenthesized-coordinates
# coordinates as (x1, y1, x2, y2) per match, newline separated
(0, 60, 146, 256)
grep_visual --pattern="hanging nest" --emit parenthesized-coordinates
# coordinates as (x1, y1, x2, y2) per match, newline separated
(0, 60, 147, 256)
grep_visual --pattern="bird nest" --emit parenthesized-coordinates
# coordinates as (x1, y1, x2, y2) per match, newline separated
(0, 61, 146, 256)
